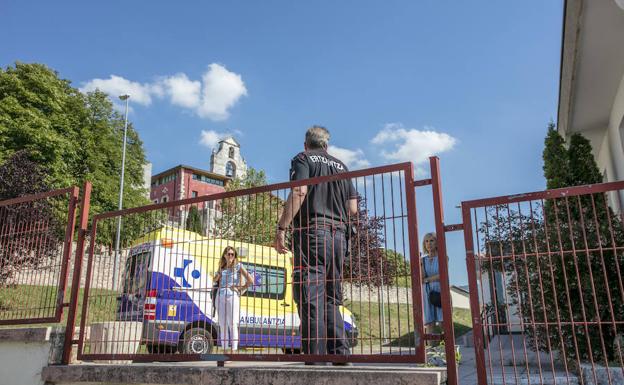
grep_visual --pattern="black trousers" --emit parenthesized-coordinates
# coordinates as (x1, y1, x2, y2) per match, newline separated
(292, 227, 349, 355)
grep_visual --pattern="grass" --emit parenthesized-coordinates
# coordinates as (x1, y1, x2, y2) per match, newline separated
(345, 299, 473, 351)
(1, 285, 473, 352)
(0, 284, 118, 328)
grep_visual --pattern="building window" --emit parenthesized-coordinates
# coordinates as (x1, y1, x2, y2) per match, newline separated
(161, 196, 168, 203)
(228, 146, 235, 159)
(226, 161, 236, 178)
(153, 199, 158, 204)
(192, 173, 225, 186)
(153, 173, 176, 186)
(192, 191, 198, 198)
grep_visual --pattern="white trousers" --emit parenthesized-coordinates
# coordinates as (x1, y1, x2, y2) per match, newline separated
(216, 293, 240, 350)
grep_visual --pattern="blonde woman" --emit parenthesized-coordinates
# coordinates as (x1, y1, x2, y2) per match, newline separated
(422, 232, 442, 337)
(213, 246, 253, 351)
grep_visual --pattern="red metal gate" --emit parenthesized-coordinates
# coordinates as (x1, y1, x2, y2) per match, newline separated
(70, 159, 457, 384)
(0, 187, 80, 325)
(462, 180, 624, 385)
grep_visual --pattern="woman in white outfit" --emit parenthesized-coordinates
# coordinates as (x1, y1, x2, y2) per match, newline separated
(213, 246, 252, 351)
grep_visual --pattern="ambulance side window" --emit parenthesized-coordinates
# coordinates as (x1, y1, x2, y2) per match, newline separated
(241, 263, 285, 300)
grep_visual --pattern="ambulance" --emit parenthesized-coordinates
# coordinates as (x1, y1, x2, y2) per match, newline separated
(116, 226, 358, 354)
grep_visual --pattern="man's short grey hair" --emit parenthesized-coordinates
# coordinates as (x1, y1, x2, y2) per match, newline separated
(305, 125, 330, 149)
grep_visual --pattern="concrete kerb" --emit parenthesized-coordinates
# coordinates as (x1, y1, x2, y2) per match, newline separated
(41, 364, 447, 385)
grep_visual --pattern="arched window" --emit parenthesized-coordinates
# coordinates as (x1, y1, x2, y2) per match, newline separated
(226, 161, 236, 178)
(228, 146, 235, 159)
(161, 195, 168, 203)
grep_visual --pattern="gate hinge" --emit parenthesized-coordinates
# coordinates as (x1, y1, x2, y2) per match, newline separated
(444, 223, 464, 232)
(413, 178, 432, 187)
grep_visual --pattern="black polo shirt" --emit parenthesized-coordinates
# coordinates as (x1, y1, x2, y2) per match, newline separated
(289, 149, 358, 229)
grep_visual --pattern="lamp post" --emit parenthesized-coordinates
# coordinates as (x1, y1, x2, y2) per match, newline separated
(112, 94, 130, 290)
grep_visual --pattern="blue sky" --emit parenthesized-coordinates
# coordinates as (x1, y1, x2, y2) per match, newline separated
(1, 1, 564, 285)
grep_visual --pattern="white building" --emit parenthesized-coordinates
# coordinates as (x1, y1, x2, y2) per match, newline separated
(210, 137, 247, 179)
(558, 0, 624, 213)
(142, 162, 152, 199)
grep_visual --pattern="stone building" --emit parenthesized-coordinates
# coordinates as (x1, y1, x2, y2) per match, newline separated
(210, 137, 247, 179)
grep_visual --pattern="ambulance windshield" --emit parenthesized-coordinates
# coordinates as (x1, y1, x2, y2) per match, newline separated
(123, 252, 151, 296)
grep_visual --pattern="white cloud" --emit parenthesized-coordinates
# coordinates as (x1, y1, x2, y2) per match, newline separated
(327, 145, 370, 170)
(161, 73, 201, 109)
(80, 75, 157, 106)
(196, 64, 248, 121)
(80, 63, 247, 121)
(199, 130, 229, 149)
(372, 123, 457, 172)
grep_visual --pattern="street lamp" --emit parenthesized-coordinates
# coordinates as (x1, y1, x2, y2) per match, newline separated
(112, 94, 130, 290)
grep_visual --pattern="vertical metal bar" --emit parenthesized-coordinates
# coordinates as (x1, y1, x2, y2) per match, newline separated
(404, 162, 425, 362)
(62, 182, 92, 364)
(77, 216, 98, 360)
(55, 187, 80, 322)
(429, 156, 457, 385)
(462, 203, 488, 384)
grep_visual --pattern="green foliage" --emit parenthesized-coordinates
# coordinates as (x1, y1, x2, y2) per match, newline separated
(186, 205, 203, 234)
(383, 249, 410, 285)
(0, 62, 150, 245)
(480, 125, 624, 365)
(0, 151, 61, 283)
(216, 167, 282, 245)
(542, 121, 569, 189)
(568, 133, 602, 186)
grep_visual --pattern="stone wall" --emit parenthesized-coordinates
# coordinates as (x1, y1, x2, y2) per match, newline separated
(8, 243, 124, 290)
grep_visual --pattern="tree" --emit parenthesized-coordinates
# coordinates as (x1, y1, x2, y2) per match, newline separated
(346, 197, 398, 286)
(186, 205, 203, 234)
(542, 121, 569, 189)
(384, 249, 410, 285)
(0, 62, 150, 245)
(0, 151, 61, 283)
(216, 167, 282, 245)
(483, 125, 624, 366)
(568, 133, 602, 186)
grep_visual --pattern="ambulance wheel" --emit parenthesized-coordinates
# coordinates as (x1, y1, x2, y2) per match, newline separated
(282, 348, 301, 354)
(181, 327, 214, 354)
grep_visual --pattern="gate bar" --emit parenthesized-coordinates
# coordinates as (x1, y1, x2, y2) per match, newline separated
(405, 162, 427, 362)
(430, 156, 458, 385)
(62, 181, 92, 365)
(461, 203, 487, 384)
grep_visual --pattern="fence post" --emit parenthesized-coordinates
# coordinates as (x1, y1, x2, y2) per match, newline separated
(55, 186, 80, 322)
(461, 203, 488, 385)
(404, 162, 426, 362)
(61, 181, 91, 365)
(429, 156, 458, 385)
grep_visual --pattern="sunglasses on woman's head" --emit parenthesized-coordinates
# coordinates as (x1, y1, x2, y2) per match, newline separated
(226, 252, 235, 256)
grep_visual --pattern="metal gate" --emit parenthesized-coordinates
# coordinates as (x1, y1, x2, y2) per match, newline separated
(70, 159, 457, 384)
(0, 187, 80, 325)
(462, 180, 624, 385)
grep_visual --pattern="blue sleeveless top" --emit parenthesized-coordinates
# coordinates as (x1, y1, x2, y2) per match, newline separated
(218, 263, 241, 297)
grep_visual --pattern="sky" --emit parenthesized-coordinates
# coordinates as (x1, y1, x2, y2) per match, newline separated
(1, 1, 564, 285)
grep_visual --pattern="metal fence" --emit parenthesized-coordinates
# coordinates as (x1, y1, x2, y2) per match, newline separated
(462, 180, 624, 385)
(0, 160, 460, 384)
(0, 187, 79, 325)
(76, 162, 432, 365)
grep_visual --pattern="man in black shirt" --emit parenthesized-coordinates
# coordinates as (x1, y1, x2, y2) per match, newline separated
(274, 126, 358, 360)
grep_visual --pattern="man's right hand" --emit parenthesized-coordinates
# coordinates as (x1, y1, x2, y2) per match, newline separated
(274, 230, 289, 254)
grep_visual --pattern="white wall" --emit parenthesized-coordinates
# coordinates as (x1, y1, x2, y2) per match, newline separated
(450, 290, 470, 310)
(608, 73, 624, 212)
(0, 328, 63, 385)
